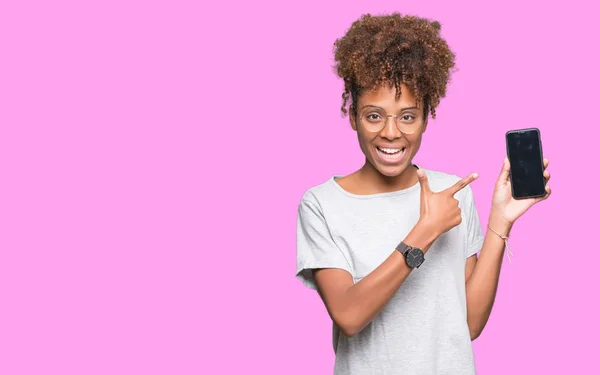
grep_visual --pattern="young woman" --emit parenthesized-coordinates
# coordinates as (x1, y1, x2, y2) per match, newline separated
(295, 13, 551, 374)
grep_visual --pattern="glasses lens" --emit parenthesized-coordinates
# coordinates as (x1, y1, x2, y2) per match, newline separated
(361, 109, 386, 132)
(398, 119, 420, 134)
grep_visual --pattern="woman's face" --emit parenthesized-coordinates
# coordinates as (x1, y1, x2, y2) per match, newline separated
(350, 83, 428, 178)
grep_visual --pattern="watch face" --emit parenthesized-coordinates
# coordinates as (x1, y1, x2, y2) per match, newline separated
(406, 248, 425, 268)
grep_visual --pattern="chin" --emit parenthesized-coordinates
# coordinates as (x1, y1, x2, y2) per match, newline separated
(376, 163, 410, 178)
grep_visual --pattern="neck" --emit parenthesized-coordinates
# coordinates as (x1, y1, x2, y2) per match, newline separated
(358, 160, 419, 193)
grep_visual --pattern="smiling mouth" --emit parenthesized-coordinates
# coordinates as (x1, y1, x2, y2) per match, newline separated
(375, 146, 406, 163)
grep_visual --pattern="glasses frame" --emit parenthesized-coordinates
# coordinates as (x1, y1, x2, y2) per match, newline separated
(357, 106, 424, 135)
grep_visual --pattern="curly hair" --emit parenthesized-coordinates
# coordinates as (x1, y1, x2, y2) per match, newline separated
(333, 13, 457, 120)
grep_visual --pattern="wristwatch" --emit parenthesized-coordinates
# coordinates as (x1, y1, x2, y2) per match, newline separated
(396, 241, 425, 268)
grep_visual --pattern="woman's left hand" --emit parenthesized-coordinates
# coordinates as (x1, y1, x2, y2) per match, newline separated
(491, 157, 552, 224)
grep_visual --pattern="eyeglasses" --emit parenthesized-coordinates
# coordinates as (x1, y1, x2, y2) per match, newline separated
(358, 106, 423, 134)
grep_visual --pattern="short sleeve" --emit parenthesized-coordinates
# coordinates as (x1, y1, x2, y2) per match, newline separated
(295, 195, 353, 290)
(462, 185, 484, 259)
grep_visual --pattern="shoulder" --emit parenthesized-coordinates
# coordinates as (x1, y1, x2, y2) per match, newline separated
(297, 177, 339, 211)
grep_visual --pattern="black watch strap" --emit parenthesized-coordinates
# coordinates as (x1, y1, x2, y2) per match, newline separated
(395, 241, 412, 255)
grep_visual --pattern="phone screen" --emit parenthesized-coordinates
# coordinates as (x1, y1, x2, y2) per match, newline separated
(506, 129, 546, 199)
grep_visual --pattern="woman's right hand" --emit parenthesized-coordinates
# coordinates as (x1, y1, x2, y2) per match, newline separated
(416, 169, 478, 236)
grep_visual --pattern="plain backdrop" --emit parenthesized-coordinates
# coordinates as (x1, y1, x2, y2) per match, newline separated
(1, 0, 598, 374)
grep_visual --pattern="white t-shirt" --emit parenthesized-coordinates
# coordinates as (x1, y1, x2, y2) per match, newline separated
(296, 167, 484, 375)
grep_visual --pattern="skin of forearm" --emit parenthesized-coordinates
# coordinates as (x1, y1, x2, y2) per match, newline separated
(337, 221, 439, 337)
(465, 213, 513, 339)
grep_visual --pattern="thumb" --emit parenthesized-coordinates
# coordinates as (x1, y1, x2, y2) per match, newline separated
(417, 169, 431, 194)
(497, 157, 511, 184)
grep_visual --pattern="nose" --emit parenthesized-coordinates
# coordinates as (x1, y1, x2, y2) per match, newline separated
(379, 116, 402, 141)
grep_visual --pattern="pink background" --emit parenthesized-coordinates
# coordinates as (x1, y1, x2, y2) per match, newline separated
(1, 0, 598, 374)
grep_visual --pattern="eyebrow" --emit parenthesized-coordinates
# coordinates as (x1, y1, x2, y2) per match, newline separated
(361, 105, 419, 112)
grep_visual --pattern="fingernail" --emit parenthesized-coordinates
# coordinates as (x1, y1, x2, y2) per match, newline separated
(473, 173, 479, 179)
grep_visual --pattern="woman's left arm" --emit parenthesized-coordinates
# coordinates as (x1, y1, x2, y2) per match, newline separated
(465, 157, 552, 340)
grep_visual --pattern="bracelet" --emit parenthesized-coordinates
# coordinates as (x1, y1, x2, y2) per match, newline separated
(488, 225, 514, 263)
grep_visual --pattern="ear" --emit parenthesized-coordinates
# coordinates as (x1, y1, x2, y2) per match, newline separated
(421, 116, 428, 133)
(421, 99, 430, 133)
(350, 107, 358, 131)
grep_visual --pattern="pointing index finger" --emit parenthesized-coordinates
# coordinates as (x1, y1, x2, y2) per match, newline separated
(446, 173, 479, 195)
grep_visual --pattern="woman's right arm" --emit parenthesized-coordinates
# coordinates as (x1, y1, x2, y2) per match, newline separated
(313, 171, 477, 337)
(313, 220, 437, 337)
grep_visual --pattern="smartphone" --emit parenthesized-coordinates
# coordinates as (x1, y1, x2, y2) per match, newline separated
(505, 128, 547, 199)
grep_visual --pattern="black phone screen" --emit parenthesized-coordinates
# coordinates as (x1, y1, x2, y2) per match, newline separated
(506, 129, 546, 199)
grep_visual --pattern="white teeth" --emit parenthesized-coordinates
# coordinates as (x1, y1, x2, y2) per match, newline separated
(376, 147, 406, 163)
(378, 147, 403, 154)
